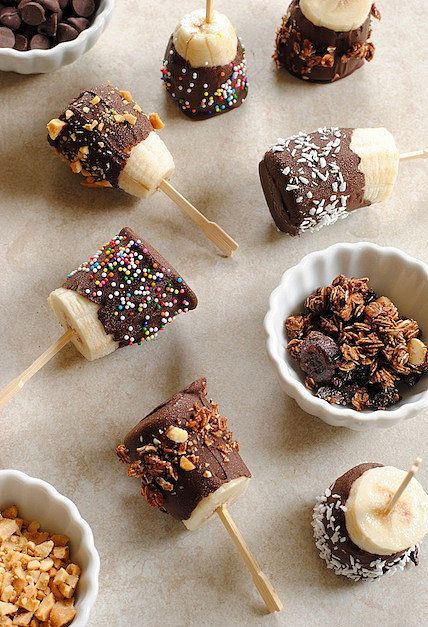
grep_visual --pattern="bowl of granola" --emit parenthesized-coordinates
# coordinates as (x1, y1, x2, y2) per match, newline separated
(265, 242, 428, 430)
(0, 469, 99, 625)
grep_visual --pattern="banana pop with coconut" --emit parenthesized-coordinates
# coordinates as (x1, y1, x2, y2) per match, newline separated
(259, 126, 402, 234)
(275, 0, 380, 82)
(161, 8, 248, 118)
(313, 463, 428, 581)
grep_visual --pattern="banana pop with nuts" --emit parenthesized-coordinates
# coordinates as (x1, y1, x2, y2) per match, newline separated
(259, 127, 400, 234)
(161, 9, 248, 119)
(49, 227, 197, 361)
(116, 378, 251, 530)
(47, 85, 174, 198)
(274, 0, 380, 82)
(313, 463, 428, 580)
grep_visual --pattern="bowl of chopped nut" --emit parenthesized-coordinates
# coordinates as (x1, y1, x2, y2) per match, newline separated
(0, 469, 99, 625)
(265, 242, 428, 430)
(0, 0, 114, 74)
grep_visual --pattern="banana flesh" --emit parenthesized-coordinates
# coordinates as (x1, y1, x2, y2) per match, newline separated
(173, 9, 238, 68)
(48, 288, 118, 361)
(118, 132, 175, 198)
(350, 128, 400, 204)
(183, 476, 250, 530)
(300, 0, 373, 32)
(345, 466, 428, 555)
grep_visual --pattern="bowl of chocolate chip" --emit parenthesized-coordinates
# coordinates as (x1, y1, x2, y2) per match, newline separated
(0, 0, 114, 73)
(265, 242, 428, 430)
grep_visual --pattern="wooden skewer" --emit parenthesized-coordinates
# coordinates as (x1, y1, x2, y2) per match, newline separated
(206, 0, 214, 23)
(158, 180, 238, 257)
(0, 329, 74, 408)
(400, 149, 428, 162)
(384, 458, 422, 516)
(216, 505, 283, 613)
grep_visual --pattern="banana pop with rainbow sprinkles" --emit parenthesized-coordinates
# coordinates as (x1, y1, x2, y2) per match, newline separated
(0, 228, 197, 407)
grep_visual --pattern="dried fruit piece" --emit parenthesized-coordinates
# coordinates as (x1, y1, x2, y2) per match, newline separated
(298, 331, 339, 383)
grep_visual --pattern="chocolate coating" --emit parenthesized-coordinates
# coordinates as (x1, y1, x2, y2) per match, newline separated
(259, 127, 369, 235)
(161, 36, 248, 119)
(313, 463, 419, 580)
(48, 85, 154, 188)
(64, 227, 197, 348)
(274, 0, 376, 83)
(117, 378, 251, 521)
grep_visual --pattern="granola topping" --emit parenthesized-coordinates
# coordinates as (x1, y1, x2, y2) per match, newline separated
(285, 275, 428, 411)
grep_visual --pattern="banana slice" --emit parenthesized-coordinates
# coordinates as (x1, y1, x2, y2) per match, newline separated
(48, 288, 118, 361)
(345, 466, 428, 555)
(300, 0, 372, 32)
(118, 132, 175, 198)
(173, 9, 238, 67)
(350, 128, 400, 204)
(183, 476, 250, 530)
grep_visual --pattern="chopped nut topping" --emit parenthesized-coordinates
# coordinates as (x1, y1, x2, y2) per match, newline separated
(149, 112, 165, 129)
(165, 426, 188, 443)
(407, 338, 427, 366)
(114, 114, 125, 123)
(133, 103, 143, 113)
(90, 95, 101, 105)
(180, 456, 196, 471)
(0, 507, 78, 626)
(65, 110, 74, 120)
(123, 112, 137, 126)
(119, 90, 133, 102)
(47, 119, 66, 141)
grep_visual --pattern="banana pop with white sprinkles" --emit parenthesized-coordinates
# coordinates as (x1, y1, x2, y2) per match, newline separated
(47, 85, 238, 256)
(259, 127, 428, 235)
(0, 228, 197, 406)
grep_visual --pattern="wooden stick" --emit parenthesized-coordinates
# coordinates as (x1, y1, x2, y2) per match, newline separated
(206, 0, 214, 23)
(216, 505, 283, 613)
(159, 179, 238, 257)
(0, 330, 74, 408)
(384, 458, 422, 516)
(400, 149, 428, 162)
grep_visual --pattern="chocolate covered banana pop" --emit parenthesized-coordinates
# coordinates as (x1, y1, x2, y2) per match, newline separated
(47, 85, 238, 256)
(0, 228, 197, 407)
(161, 8, 248, 119)
(116, 378, 250, 529)
(49, 227, 197, 361)
(313, 463, 428, 580)
(259, 127, 400, 234)
(116, 378, 282, 612)
(274, 0, 379, 82)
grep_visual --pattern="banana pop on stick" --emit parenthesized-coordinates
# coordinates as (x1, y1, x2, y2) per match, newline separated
(116, 378, 283, 613)
(313, 460, 428, 580)
(0, 228, 197, 407)
(274, 0, 380, 82)
(259, 127, 428, 235)
(161, 1, 248, 119)
(47, 85, 238, 256)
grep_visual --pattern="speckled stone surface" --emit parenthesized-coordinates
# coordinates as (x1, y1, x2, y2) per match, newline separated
(0, 1, 427, 625)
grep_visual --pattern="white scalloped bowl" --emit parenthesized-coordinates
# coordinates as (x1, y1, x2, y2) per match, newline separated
(265, 242, 428, 430)
(0, 0, 114, 74)
(0, 469, 99, 625)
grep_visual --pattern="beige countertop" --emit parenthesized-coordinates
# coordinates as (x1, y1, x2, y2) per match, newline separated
(0, 0, 427, 625)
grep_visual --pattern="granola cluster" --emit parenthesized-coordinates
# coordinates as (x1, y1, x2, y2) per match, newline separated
(116, 402, 240, 510)
(285, 275, 428, 411)
(0, 506, 80, 627)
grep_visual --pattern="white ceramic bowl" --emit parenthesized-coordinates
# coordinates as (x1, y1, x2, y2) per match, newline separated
(265, 242, 428, 430)
(0, 469, 99, 625)
(0, 0, 114, 74)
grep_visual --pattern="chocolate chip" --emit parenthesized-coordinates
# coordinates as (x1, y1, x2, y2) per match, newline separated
(39, 0, 60, 11)
(29, 32, 49, 47)
(72, 0, 94, 17)
(38, 11, 57, 35)
(58, 0, 68, 7)
(57, 21, 78, 41)
(21, 2, 45, 26)
(0, 25, 15, 47)
(67, 16, 88, 32)
(0, 6, 21, 30)
(14, 32, 28, 49)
